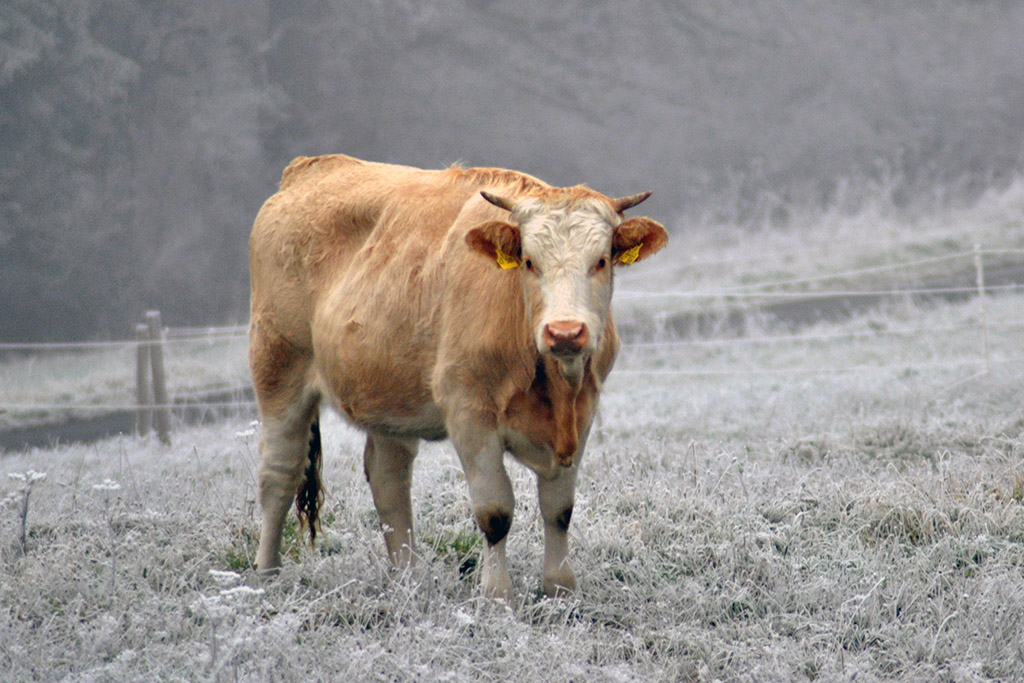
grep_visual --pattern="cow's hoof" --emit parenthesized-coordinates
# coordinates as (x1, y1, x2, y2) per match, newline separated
(254, 562, 281, 579)
(483, 583, 514, 602)
(481, 569, 515, 601)
(542, 568, 577, 598)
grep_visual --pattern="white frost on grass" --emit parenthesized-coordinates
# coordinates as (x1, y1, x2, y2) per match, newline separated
(234, 420, 260, 439)
(208, 569, 242, 587)
(7, 470, 46, 484)
(1, 212, 1023, 679)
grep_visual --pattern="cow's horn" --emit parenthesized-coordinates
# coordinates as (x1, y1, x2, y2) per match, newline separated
(480, 191, 516, 212)
(612, 191, 652, 213)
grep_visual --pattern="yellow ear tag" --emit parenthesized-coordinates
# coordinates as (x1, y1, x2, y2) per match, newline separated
(495, 248, 520, 270)
(619, 243, 642, 265)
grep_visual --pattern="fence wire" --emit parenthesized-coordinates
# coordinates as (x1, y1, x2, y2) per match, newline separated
(1, 245, 1020, 417)
(619, 320, 1024, 351)
(613, 356, 1022, 379)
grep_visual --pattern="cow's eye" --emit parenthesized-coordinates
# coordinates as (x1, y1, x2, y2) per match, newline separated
(597, 257, 607, 270)
(524, 259, 534, 271)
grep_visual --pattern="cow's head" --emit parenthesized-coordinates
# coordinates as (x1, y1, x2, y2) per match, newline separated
(466, 189, 667, 381)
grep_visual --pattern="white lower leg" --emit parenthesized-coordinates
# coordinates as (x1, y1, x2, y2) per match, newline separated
(538, 468, 578, 596)
(256, 487, 292, 572)
(541, 517, 576, 596)
(254, 406, 316, 572)
(468, 477, 514, 598)
(480, 537, 513, 600)
(449, 409, 516, 598)
(255, 458, 305, 572)
(364, 434, 417, 567)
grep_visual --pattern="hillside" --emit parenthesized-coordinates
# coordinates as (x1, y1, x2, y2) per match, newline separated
(2, 0, 1023, 340)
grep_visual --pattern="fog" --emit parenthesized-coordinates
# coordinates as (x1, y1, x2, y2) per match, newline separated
(2, 0, 1023, 341)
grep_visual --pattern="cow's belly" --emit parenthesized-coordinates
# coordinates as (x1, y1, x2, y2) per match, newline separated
(313, 303, 446, 440)
(318, 358, 447, 439)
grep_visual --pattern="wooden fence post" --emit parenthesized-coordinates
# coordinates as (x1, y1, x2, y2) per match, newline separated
(146, 310, 172, 445)
(974, 244, 990, 375)
(135, 323, 152, 436)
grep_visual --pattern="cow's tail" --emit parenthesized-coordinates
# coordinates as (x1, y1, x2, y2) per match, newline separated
(295, 412, 323, 547)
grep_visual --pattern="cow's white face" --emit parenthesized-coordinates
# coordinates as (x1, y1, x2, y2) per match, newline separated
(515, 199, 615, 362)
(467, 191, 668, 379)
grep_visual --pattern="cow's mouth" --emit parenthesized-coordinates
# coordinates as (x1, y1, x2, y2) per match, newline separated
(550, 351, 587, 387)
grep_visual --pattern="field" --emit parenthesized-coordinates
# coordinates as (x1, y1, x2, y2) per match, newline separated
(2, 188, 1024, 681)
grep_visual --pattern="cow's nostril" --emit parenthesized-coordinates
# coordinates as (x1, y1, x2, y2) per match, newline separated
(543, 321, 589, 352)
(549, 321, 583, 339)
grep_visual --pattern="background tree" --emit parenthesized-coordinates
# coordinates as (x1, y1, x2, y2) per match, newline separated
(2, 0, 1022, 341)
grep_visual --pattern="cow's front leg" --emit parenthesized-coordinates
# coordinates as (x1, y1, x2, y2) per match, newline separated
(450, 414, 515, 599)
(364, 432, 418, 567)
(537, 463, 579, 597)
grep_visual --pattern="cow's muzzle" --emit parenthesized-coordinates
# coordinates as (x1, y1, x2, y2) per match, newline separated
(542, 320, 589, 355)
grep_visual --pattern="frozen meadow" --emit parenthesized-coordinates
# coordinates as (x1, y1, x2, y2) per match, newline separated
(2, 185, 1024, 681)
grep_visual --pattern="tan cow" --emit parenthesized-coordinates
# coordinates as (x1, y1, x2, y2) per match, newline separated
(249, 154, 667, 598)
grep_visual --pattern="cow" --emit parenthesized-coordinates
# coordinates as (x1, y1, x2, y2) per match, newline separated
(248, 154, 667, 598)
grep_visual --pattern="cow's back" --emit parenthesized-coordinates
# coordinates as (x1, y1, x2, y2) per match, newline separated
(250, 155, 460, 346)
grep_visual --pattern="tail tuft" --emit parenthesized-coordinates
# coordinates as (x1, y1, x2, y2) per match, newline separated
(295, 415, 323, 547)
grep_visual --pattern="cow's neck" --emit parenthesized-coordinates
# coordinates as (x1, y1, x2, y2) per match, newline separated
(542, 354, 589, 467)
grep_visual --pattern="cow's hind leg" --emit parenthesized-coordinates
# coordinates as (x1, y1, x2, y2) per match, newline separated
(251, 331, 320, 573)
(254, 392, 320, 573)
(364, 432, 418, 567)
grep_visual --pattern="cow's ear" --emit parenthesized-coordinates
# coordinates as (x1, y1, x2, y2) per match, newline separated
(612, 217, 668, 265)
(466, 221, 522, 270)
